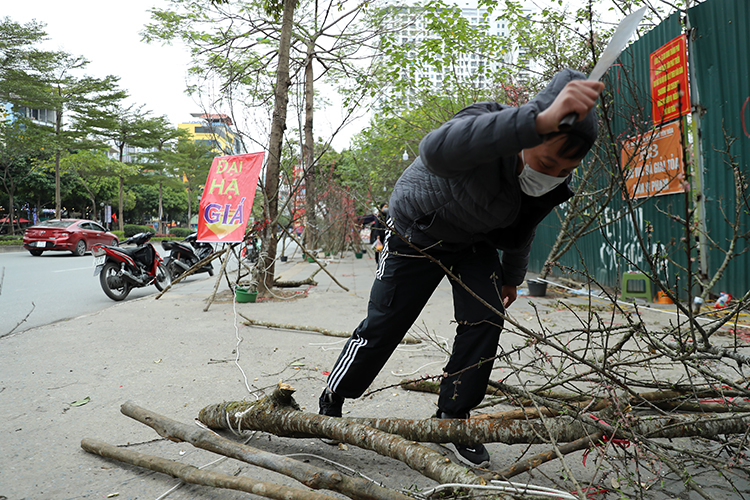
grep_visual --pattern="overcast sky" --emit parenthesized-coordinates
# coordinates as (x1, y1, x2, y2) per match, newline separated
(5, 0, 197, 127)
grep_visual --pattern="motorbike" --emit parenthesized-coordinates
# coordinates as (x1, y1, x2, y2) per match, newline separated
(160, 232, 215, 280)
(92, 232, 171, 301)
(241, 236, 260, 263)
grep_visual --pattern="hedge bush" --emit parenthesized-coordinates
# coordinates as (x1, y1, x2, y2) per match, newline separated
(111, 230, 125, 240)
(124, 224, 155, 237)
(169, 227, 193, 238)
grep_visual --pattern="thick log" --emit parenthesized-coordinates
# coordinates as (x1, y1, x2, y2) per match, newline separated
(349, 412, 750, 444)
(120, 401, 410, 500)
(275, 267, 322, 288)
(198, 384, 484, 485)
(81, 438, 338, 500)
(274, 277, 318, 287)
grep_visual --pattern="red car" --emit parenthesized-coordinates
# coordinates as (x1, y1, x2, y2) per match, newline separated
(23, 219, 119, 256)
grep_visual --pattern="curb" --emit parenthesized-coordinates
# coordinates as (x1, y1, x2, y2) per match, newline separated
(0, 245, 23, 253)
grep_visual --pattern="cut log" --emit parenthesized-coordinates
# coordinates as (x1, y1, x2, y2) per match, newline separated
(81, 438, 338, 500)
(198, 383, 484, 485)
(120, 401, 411, 500)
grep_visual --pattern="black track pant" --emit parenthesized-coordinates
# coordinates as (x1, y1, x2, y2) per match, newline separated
(326, 230, 505, 415)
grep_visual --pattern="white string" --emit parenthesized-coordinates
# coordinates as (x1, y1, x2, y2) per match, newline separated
(418, 481, 578, 500)
(231, 286, 255, 396)
(282, 453, 383, 485)
(391, 334, 450, 376)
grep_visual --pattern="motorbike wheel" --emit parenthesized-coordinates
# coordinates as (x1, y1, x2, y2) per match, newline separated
(154, 263, 172, 291)
(167, 260, 184, 280)
(100, 262, 131, 301)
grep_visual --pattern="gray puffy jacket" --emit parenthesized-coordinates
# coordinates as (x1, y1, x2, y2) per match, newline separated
(389, 69, 597, 286)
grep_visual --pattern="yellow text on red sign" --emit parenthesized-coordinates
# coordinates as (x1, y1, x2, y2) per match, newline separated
(650, 34, 691, 125)
(620, 122, 686, 199)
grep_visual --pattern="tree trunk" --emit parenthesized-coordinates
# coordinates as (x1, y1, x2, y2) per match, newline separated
(119, 401, 411, 500)
(54, 150, 62, 220)
(118, 143, 125, 232)
(201, 385, 750, 448)
(118, 175, 124, 232)
(187, 185, 192, 229)
(81, 438, 338, 500)
(303, 43, 316, 251)
(198, 384, 483, 485)
(158, 180, 164, 234)
(7, 189, 15, 236)
(258, 0, 295, 296)
(55, 107, 64, 219)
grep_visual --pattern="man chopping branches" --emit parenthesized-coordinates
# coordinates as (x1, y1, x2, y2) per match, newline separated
(320, 69, 604, 468)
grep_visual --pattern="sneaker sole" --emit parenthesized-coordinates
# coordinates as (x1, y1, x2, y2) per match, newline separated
(441, 442, 491, 468)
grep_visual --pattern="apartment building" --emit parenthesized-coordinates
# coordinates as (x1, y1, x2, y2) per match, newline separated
(178, 113, 244, 156)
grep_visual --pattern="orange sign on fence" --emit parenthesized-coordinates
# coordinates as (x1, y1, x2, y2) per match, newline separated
(650, 34, 691, 125)
(197, 152, 265, 242)
(620, 122, 686, 199)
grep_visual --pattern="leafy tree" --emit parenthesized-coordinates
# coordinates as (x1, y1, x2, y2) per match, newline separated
(158, 138, 216, 227)
(56, 149, 130, 222)
(144, 0, 390, 293)
(135, 116, 190, 233)
(85, 104, 160, 230)
(0, 117, 50, 235)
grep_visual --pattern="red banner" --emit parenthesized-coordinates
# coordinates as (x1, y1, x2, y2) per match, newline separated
(620, 122, 686, 199)
(650, 34, 690, 125)
(197, 152, 264, 242)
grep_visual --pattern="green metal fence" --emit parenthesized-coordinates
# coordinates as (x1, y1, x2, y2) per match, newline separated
(528, 0, 749, 299)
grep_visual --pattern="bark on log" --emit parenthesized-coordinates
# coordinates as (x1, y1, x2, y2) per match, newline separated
(80, 438, 338, 500)
(239, 314, 420, 344)
(120, 401, 410, 500)
(349, 412, 750, 444)
(274, 277, 318, 287)
(275, 267, 322, 288)
(198, 384, 484, 485)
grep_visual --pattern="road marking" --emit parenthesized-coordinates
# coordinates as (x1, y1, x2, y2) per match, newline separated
(53, 266, 92, 273)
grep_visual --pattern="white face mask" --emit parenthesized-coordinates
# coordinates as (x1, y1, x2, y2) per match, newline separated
(518, 150, 568, 197)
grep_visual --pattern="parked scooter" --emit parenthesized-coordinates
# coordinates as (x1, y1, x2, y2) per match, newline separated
(241, 236, 260, 263)
(161, 232, 215, 280)
(92, 232, 171, 301)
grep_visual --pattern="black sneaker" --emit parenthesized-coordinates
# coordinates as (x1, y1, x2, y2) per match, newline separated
(318, 388, 344, 417)
(437, 410, 491, 468)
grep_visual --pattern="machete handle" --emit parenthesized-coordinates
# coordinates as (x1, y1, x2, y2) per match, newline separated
(558, 112, 578, 131)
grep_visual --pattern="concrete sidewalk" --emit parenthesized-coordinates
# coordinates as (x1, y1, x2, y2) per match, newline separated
(0, 252, 681, 499)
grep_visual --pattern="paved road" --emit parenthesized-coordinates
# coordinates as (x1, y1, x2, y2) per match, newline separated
(0, 249, 167, 336)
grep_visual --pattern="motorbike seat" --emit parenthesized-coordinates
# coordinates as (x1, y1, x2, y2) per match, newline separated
(117, 245, 155, 268)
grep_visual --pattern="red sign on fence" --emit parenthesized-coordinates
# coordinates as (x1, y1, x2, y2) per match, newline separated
(620, 122, 686, 199)
(197, 152, 265, 242)
(650, 34, 691, 125)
